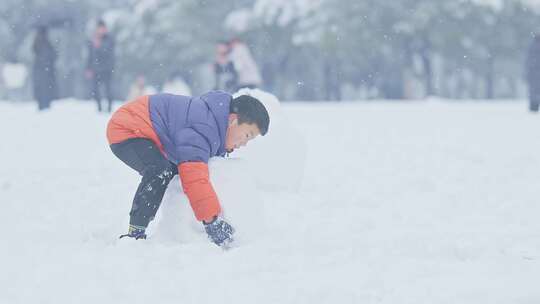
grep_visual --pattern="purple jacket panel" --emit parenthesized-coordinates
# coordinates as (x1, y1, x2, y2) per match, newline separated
(148, 91, 231, 164)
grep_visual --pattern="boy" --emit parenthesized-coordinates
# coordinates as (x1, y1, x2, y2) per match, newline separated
(107, 91, 269, 248)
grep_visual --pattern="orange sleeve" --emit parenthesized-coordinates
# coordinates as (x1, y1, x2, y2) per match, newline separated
(178, 162, 221, 222)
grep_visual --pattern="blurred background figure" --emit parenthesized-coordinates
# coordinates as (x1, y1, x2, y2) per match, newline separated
(526, 33, 540, 112)
(162, 72, 192, 96)
(32, 26, 58, 111)
(126, 75, 156, 101)
(213, 40, 237, 92)
(86, 19, 115, 112)
(5, 0, 540, 103)
(228, 38, 262, 90)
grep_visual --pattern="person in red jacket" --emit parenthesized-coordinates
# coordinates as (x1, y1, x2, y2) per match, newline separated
(107, 91, 269, 248)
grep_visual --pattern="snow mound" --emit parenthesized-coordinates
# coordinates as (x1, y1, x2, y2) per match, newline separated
(150, 158, 265, 246)
(232, 88, 307, 192)
(124, 89, 304, 246)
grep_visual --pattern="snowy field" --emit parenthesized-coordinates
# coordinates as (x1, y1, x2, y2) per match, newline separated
(2, 98, 540, 304)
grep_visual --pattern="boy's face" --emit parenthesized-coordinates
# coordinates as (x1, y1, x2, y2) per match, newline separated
(225, 114, 260, 153)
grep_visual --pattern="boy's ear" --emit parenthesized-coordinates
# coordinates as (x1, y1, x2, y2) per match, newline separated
(228, 113, 238, 125)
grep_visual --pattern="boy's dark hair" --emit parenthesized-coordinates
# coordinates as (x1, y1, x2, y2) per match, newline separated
(230, 95, 269, 136)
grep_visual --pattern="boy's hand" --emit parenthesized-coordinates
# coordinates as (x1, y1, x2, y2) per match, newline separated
(203, 216, 235, 249)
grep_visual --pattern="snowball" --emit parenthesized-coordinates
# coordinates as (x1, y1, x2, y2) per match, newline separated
(232, 88, 307, 192)
(149, 89, 306, 246)
(149, 158, 265, 246)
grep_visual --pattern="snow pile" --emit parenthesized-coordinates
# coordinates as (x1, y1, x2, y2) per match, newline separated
(232, 88, 307, 192)
(151, 158, 265, 245)
(152, 89, 303, 244)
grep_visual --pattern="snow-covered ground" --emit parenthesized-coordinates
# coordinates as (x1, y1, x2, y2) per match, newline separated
(2, 98, 540, 304)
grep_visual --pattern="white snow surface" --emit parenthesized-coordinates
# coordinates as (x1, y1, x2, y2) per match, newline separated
(2, 97, 540, 303)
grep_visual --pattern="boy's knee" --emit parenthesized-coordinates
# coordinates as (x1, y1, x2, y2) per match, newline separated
(142, 162, 176, 181)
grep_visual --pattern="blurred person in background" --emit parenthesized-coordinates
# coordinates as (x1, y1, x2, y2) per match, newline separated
(126, 75, 155, 101)
(32, 26, 58, 111)
(526, 33, 540, 112)
(228, 38, 262, 90)
(86, 19, 115, 113)
(213, 40, 237, 92)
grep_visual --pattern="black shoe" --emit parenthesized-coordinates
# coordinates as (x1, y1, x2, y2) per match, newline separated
(119, 225, 147, 240)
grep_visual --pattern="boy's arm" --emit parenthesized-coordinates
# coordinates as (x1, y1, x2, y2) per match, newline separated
(178, 161, 221, 223)
(179, 161, 235, 248)
(174, 128, 234, 247)
(174, 127, 221, 222)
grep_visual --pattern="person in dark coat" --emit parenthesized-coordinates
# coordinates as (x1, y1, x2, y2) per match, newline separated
(86, 19, 115, 112)
(213, 40, 237, 92)
(32, 26, 58, 111)
(526, 34, 540, 112)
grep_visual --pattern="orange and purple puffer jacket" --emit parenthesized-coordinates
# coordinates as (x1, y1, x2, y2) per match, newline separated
(107, 91, 232, 222)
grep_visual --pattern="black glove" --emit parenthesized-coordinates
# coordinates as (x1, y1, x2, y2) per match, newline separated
(203, 216, 235, 248)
